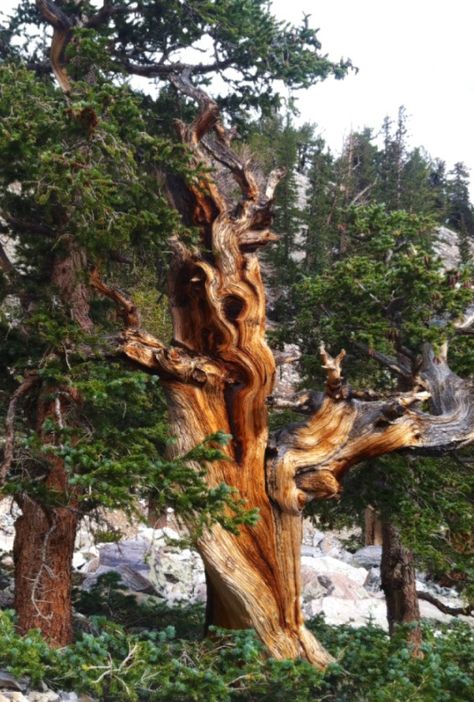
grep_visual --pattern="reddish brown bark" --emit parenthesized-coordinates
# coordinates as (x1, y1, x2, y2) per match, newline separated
(14, 491, 77, 646)
(13, 246, 90, 646)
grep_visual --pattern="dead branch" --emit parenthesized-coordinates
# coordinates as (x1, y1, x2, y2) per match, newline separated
(269, 340, 473, 513)
(36, 0, 73, 94)
(353, 340, 413, 380)
(90, 268, 140, 328)
(417, 590, 473, 617)
(1, 372, 39, 486)
(320, 342, 347, 399)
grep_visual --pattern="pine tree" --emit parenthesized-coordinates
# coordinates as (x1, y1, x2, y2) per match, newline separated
(446, 162, 474, 264)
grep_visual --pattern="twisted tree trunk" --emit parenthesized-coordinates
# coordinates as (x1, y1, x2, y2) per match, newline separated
(92, 89, 474, 667)
(24, 5, 474, 659)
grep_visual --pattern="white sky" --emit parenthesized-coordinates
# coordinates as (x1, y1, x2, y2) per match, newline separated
(2, 0, 474, 189)
(272, 0, 474, 184)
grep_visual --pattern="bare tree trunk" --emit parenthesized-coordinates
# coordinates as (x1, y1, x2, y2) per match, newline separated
(364, 506, 383, 546)
(381, 521, 422, 655)
(91, 88, 474, 668)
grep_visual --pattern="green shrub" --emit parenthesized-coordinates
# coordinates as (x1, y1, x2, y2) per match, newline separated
(0, 607, 472, 701)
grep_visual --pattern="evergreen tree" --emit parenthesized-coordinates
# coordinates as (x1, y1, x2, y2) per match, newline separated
(446, 162, 474, 264)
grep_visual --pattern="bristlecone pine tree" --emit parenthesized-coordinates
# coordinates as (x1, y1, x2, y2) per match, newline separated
(2, 0, 474, 668)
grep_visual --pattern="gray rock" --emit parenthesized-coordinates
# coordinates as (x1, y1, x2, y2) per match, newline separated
(352, 545, 382, 569)
(0, 673, 23, 693)
(97, 539, 151, 572)
(301, 565, 326, 601)
(316, 573, 369, 601)
(81, 537, 153, 591)
(301, 555, 368, 586)
(0, 693, 28, 702)
(148, 546, 205, 604)
(301, 545, 320, 558)
(364, 566, 381, 592)
(58, 694, 78, 702)
(28, 692, 59, 702)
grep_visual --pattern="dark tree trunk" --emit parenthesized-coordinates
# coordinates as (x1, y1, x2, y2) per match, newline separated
(381, 521, 422, 654)
(364, 506, 383, 546)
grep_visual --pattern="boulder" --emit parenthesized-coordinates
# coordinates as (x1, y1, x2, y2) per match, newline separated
(301, 555, 368, 586)
(306, 595, 388, 629)
(315, 573, 369, 601)
(81, 536, 153, 592)
(352, 545, 382, 569)
(301, 565, 326, 601)
(148, 544, 205, 604)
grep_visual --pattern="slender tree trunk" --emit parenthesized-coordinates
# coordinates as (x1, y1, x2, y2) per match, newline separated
(13, 247, 90, 646)
(364, 506, 383, 546)
(381, 521, 422, 654)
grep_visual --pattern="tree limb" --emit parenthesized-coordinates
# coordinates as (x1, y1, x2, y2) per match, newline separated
(353, 340, 413, 380)
(36, 0, 73, 94)
(268, 344, 474, 513)
(417, 590, 473, 617)
(1, 372, 39, 487)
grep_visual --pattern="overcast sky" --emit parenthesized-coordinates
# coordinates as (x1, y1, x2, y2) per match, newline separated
(2, 0, 474, 190)
(272, 0, 474, 185)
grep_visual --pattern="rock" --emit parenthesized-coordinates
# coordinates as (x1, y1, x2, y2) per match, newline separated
(318, 533, 346, 558)
(301, 565, 326, 601)
(0, 693, 28, 702)
(301, 545, 320, 558)
(306, 595, 388, 629)
(316, 573, 369, 600)
(28, 692, 59, 702)
(58, 694, 78, 702)
(0, 672, 23, 692)
(149, 546, 205, 604)
(81, 537, 153, 591)
(302, 522, 325, 548)
(352, 545, 382, 568)
(97, 539, 150, 571)
(364, 566, 381, 592)
(301, 555, 368, 586)
(0, 535, 13, 553)
(434, 226, 474, 270)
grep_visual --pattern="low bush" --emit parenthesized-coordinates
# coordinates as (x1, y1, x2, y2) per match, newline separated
(0, 601, 473, 701)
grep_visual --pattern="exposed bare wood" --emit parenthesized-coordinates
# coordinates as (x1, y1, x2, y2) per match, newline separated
(320, 342, 347, 399)
(1, 372, 39, 487)
(90, 268, 140, 328)
(36, 0, 73, 94)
